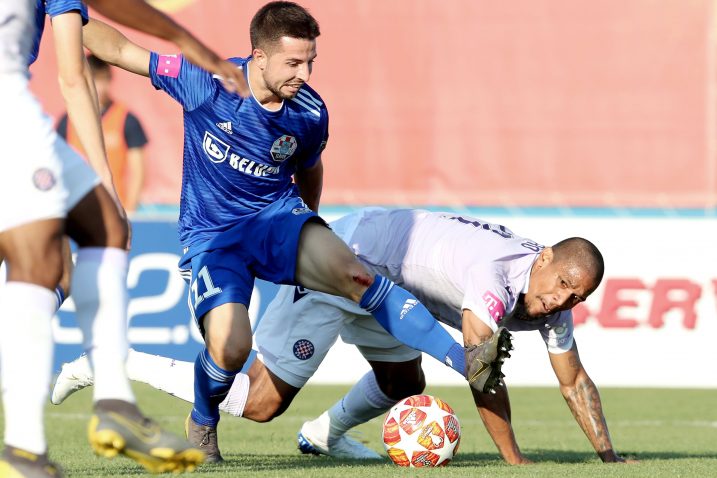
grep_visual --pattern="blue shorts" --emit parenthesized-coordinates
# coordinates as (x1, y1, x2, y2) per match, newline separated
(179, 196, 325, 334)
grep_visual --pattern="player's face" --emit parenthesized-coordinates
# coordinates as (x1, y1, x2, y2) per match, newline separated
(260, 36, 317, 100)
(524, 248, 595, 318)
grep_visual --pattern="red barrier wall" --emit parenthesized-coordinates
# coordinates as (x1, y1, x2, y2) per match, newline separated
(29, 0, 717, 208)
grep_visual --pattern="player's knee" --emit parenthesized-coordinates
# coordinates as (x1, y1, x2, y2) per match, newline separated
(338, 261, 373, 302)
(245, 394, 285, 423)
(384, 375, 425, 400)
(375, 362, 426, 400)
(207, 342, 251, 371)
(249, 400, 282, 423)
(103, 212, 129, 250)
(6, 252, 63, 290)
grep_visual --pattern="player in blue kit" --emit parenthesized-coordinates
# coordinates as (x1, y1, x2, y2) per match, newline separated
(82, 2, 511, 463)
(0, 0, 252, 476)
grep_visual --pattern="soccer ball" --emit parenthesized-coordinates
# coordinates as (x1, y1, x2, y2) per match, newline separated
(382, 394, 461, 467)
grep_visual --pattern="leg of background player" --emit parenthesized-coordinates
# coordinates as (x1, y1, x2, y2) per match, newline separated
(52, 350, 291, 422)
(295, 223, 466, 376)
(0, 237, 72, 311)
(66, 186, 202, 472)
(66, 186, 134, 405)
(0, 218, 63, 458)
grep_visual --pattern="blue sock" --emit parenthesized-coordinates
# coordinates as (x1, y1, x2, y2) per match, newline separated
(191, 348, 239, 427)
(54, 286, 66, 311)
(360, 275, 465, 376)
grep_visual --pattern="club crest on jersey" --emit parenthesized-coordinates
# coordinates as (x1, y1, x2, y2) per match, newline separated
(270, 135, 297, 162)
(202, 131, 230, 163)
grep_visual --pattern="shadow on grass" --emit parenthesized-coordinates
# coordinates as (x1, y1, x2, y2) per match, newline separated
(69, 449, 717, 476)
(449, 449, 717, 465)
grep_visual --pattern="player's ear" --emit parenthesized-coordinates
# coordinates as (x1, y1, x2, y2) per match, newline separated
(253, 48, 268, 70)
(538, 247, 554, 268)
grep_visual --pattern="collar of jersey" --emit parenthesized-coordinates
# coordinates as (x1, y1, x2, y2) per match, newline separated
(246, 59, 285, 116)
(520, 254, 540, 296)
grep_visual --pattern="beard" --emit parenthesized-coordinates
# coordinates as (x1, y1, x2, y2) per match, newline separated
(511, 294, 544, 321)
(267, 82, 300, 100)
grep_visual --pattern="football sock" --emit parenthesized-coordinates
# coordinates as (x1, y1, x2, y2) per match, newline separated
(326, 372, 397, 439)
(0, 282, 55, 454)
(191, 348, 240, 427)
(126, 349, 196, 403)
(53, 286, 66, 311)
(72, 247, 134, 403)
(218, 373, 250, 417)
(360, 275, 465, 375)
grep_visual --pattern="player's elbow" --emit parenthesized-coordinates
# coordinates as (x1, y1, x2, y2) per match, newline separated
(57, 69, 88, 93)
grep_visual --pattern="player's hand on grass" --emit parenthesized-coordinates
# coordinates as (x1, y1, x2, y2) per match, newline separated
(599, 450, 638, 463)
(506, 454, 533, 465)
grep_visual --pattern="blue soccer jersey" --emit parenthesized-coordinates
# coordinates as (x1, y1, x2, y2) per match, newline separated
(149, 53, 329, 247)
(29, 0, 89, 65)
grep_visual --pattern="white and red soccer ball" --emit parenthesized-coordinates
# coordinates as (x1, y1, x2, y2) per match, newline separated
(382, 394, 461, 467)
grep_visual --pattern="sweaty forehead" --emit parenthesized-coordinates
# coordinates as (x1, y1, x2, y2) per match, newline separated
(559, 261, 596, 292)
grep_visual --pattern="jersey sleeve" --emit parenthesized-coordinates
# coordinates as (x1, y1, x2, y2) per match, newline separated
(45, 0, 89, 24)
(461, 265, 510, 332)
(540, 310, 575, 354)
(299, 103, 329, 170)
(149, 52, 216, 111)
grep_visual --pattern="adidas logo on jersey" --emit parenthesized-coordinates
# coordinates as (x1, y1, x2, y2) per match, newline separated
(216, 121, 233, 134)
(399, 299, 418, 320)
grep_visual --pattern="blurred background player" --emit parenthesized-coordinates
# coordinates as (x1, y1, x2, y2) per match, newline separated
(0, 0, 255, 475)
(57, 54, 148, 214)
(81, 2, 508, 463)
(52, 208, 629, 464)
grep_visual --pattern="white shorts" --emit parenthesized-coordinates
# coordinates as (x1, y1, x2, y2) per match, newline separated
(0, 74, 99, 232)
(254, 284, 421, 388)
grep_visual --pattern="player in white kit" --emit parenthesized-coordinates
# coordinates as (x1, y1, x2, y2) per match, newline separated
(0, 0, 253, 476)
(53, 208, 630, 464)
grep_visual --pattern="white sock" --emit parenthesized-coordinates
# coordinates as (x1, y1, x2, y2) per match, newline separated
(0, 282, 56, 454)
(126, 350, 195, 403)
(327, 372, 397, 439)
(72, 247, 134, 403)
(126, 349, 250, 416)
(218, 373, 250, 417)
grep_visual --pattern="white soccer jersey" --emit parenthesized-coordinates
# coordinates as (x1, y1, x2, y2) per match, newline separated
(0, 0, 34, 75)
(340, 208, 574, 354)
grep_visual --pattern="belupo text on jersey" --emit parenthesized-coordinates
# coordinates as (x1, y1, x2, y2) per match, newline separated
(202, 131, 282, 177)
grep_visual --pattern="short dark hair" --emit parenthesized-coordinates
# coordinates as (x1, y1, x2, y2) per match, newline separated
(552, 237, 605, 287)
(250, 1, 320, 51)
(86, 54, 110, 75)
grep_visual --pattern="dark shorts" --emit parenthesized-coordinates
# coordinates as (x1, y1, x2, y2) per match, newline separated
(179, 195, 325, 334)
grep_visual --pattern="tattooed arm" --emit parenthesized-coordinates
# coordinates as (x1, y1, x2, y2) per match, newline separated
(549, 341, 626, 462)
(462, 309, 531, 464)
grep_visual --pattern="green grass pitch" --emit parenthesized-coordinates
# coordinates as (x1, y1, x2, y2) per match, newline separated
(1, 384, 715, 477)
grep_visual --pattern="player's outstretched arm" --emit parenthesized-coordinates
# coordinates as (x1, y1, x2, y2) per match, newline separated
(85, 0, 248, 96)
(83, 19, 151, 76)
(550, 343, 634, 463)
(463, 310, 531, 464)
(51, 12, 120, 205)
(470, 385, 532, 464)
